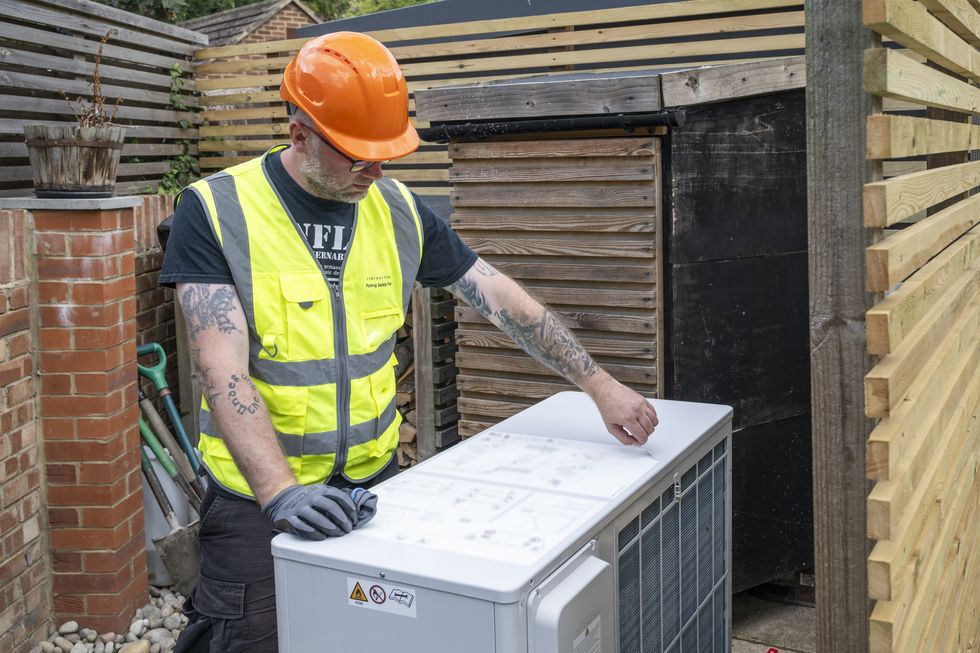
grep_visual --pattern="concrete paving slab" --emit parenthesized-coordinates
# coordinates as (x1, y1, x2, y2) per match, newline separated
(731, 593, 816, 653)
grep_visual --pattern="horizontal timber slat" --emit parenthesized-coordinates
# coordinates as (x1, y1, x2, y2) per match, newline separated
(449, 158, 655, 183)
(864, 47, 980, 115)
(866, 114, 980, 158)
(867, 227, 980, 354)
(416, 75, 661, 122)
(450, 138, 657, 160)
(450, 210, 655, 233)
(461, 235, 655, 258)
(660, 55, 805, 106)
(866, 193, 980, 291)
(457, 397, 536, 421)
(456, 327, 656, 359)
(483, 258, 655, 283)
(863, 159, 980, 227)
(456, 374, 576, 401)
(458, 348, 657, 385)
(452, 182, 657, 208)
(456, 306, 657, 335)
(917, 0, 980, 48)
(864, 0, 980, 82)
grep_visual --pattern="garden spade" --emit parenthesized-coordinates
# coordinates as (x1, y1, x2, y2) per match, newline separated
(141, 447, 200, 596)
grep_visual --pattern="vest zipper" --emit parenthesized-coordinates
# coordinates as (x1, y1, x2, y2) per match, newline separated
(329, 204, 357, 481)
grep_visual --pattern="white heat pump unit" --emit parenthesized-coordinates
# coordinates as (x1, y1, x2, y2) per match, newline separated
(273, 392, 732, 653)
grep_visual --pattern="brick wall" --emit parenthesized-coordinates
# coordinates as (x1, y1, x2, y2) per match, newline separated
(134, 195, 178, 396)
(244, 5, 318, 43)
(0, 208, 48, 653)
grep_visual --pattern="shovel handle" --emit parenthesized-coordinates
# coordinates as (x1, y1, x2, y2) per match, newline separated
(137, 343, 169, 392)
(141, 448, 181, 531)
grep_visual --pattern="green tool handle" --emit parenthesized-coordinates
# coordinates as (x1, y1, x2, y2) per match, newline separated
(139, 415, 179, 479)
(140, 397, 196, 485)
(137, 343, 169, 391)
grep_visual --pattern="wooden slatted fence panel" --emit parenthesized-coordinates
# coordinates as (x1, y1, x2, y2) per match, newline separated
(863, 0, 980, 650)
(447, 137, 660, 436)
(191, 0, 803, 196)
(0, 0, 205, 197)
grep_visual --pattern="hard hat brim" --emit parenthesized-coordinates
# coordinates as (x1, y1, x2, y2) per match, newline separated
(323, 121, 421, 163)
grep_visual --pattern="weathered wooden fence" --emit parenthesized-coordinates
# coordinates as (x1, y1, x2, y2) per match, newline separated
(0, 0, 205, 197)
(191, 0, 804, 195)
(862, 0, 980, 650)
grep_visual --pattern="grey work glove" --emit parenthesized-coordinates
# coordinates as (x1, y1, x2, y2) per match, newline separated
(261, 484, 357, 540)
(345, 487, 378, 528)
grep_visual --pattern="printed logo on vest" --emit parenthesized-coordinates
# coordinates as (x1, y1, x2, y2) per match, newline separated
(366, 274, 393, 289)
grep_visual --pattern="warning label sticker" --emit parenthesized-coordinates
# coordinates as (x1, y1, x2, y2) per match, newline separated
(347, 577, 418, 618)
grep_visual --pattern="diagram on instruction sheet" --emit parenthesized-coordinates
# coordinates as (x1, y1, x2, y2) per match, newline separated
(359, 430, 657, 565)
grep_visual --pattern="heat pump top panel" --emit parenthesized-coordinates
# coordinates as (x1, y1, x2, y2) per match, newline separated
(272, 393, 732, 604)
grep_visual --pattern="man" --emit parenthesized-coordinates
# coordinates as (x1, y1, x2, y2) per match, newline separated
(160, 31, 659, 653)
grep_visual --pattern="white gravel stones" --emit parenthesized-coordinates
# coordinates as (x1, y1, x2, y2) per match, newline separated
(38, 588, 186, 653)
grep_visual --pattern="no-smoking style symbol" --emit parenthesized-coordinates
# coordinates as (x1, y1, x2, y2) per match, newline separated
(369, 585, 387, 604)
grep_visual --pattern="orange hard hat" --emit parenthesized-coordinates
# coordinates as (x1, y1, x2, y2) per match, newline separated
(280, 32, 419, 162)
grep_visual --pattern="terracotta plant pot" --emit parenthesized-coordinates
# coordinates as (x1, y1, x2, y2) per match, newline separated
(23, 124, 126, 198)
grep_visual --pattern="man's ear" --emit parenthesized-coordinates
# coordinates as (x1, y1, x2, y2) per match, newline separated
(288, 121, 309, 153)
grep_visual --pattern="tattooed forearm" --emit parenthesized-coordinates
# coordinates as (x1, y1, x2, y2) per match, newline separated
(181, 284, 243, 339)
(226, 372, 260, 415)
(446, 259, 497, 317)
(496, 309, 599, 384)
(448, 259, 600, 384)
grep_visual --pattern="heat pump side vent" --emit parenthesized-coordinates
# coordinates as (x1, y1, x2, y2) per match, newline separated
(617, 448, 729, 653)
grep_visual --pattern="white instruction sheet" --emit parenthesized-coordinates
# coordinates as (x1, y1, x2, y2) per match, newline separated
(360, 431, 658, 565)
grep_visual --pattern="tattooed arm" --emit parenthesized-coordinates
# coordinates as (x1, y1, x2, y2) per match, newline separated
(177, 283, 296, 504)
(446, 259, 659, 445)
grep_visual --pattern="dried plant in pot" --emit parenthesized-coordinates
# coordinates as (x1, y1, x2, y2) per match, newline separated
(24, 30, 125, 198)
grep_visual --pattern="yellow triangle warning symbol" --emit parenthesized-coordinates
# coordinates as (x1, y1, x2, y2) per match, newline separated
(350, 582, 368, 602)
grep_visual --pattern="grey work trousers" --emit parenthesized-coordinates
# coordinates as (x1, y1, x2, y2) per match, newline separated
(173, 459, 398, 653)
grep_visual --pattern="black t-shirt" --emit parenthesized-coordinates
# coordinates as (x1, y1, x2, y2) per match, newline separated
(159, 149, 477, 288)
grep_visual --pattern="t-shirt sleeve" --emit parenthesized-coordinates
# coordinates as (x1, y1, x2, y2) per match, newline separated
(158, 189, 235, 288)
(413, 192, 478, 288)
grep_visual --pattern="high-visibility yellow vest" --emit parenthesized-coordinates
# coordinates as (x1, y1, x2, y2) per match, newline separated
(184, 147, 423, 497)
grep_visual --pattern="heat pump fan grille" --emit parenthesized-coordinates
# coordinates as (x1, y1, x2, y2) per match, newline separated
(618, 441, 728, 653)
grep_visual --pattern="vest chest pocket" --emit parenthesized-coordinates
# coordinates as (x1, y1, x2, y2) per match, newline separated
(359, 306, 405, 353)
(279, 272, 332, 360)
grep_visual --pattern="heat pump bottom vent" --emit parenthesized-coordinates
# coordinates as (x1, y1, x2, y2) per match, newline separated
(618, 440, 728, 653)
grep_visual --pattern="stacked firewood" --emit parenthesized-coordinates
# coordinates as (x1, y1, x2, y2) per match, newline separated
(394, 314, 419, 467)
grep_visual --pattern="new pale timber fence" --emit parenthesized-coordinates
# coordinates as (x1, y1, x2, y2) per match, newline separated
(0, 0, 205, 197)
(862, 0, 980, 650)
(191, 0, 805, 196)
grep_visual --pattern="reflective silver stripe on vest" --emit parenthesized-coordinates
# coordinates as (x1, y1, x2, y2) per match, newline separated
(204, 173, 258, 338)
(200, 397, 397, 456)
(375, 177, 422, 313)
(248, 335, 396, 387)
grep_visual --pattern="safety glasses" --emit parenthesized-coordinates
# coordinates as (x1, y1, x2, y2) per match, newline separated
(301, 122, 388, 173)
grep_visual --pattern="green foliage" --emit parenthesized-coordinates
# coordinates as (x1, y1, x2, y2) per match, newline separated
(100, 0, 432, 23)
(157, 63, 199, 194)
(345, 0, 432, 15)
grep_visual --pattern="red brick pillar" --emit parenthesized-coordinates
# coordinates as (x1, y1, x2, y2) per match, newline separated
(33, 198, 147, 633)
